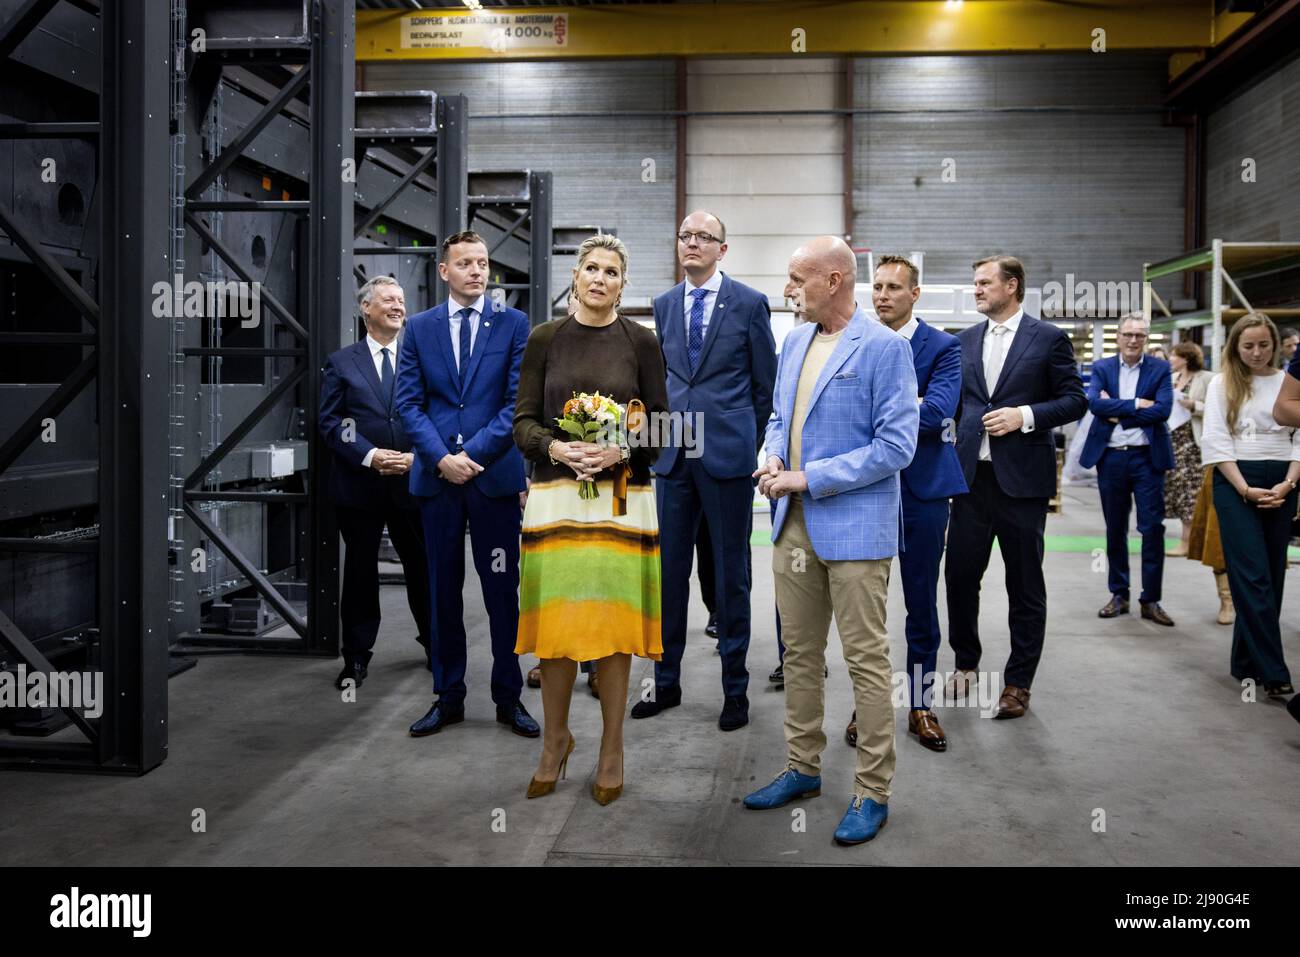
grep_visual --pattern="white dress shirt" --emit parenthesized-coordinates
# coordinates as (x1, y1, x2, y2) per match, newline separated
(360, 334, 399, 469)
(448, 293, 486, 369)
(683, 269, 724, 340)
(897, 315, 919, 341)
(1107, 355, 1149, 448)
(364, 333, 397, 382)
(979, 308, 1036, 461)
(1200, 371, 1300, 465)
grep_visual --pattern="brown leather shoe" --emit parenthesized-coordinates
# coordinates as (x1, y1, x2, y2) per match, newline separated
(1098, 596, 1129, 618)
(526, 666, 542, 689)
(844, 710, 857, 747)
(994, 685, 1031, 719)
(908, 709, 948, 751)
(1140, 602, 1174, 626)
(944, 669, 978, 701)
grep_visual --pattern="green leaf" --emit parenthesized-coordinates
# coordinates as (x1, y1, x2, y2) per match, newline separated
(557, 420, 585, 439)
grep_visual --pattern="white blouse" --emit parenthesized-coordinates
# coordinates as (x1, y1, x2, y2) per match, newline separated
(1200, 371, 1300, 465)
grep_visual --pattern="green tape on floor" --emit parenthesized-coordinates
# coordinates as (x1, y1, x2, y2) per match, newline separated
(748, 529, 1300, 558)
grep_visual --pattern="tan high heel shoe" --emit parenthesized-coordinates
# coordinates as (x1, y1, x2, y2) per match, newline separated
(591, 752, 623, 806)
(526, 733, 575, 799)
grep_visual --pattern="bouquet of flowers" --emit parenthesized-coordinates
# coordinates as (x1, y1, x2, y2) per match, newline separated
(555, 391, 626, 500)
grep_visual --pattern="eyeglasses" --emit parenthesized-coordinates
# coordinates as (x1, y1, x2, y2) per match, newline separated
(677, 231, 721, 245)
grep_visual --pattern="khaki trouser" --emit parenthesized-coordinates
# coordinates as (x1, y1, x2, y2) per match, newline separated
(773, 496, 895, 802)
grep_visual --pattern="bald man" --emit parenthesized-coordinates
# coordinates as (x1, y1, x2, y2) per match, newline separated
(742, 237, 918, 847)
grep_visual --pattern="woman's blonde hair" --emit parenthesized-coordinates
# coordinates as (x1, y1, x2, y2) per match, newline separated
(1222, 311, 1281, 431)
(573, 234, 630, 294)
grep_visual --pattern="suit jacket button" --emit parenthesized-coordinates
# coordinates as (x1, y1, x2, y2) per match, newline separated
(459, 403, 464, 410)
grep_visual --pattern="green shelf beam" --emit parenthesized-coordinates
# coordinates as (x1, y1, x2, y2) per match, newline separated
(1144, 248, 1213, 280)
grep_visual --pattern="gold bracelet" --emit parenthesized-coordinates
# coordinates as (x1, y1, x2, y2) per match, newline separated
(548, 440, 561, 465)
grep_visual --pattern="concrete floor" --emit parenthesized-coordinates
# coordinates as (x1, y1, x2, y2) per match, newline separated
(2, 486, 1297, 866)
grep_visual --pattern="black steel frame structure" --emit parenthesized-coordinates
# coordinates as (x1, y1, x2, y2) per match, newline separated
(467, 169, 552, 325)
(0, 0, 171, 773)
(176, 0, 351, 657)
(352, 89, 468, 309)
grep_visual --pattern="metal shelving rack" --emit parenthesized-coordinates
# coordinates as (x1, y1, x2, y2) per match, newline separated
(1144, 240, 1300, 368)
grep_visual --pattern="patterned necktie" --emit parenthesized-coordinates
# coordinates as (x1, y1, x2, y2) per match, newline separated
(687, 287, 708, 372)
(985, 323, 1009, 394)
(457, 307, 473, 386)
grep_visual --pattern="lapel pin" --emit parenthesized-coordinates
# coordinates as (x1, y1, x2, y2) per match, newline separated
(484, 321, 491, 327)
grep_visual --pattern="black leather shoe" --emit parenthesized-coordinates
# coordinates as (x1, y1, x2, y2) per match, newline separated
(630, 685, 681, 719)
(769, 664, 785, 687)
(409, 700, 465, 737)
(1140, 602, 1175, 627)
(1098, 596, 1130, 618)
(705, 613, 719, 639)
(496, 700, 541, 737)
(1264, 681, 1295, 699)
(719, 694, 749, 731)
(335, 660, 367, 690)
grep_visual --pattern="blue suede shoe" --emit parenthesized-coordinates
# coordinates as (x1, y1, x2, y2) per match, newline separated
(833, 795, 888, 845)
(742, 769, 822, 809)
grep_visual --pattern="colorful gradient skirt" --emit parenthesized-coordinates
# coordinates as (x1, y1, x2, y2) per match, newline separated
(515, 477, 663, 661)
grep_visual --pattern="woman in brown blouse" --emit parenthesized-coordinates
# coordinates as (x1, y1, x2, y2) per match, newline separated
(512, 234, 668, 805)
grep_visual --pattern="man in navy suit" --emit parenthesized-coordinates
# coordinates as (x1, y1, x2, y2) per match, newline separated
(1080, 313, 1176, 625)
(395, 230, 539, 739)
(633, 210, 777, 731)
(318, 276, 432, 691)
(845, 255, 967, 752)
(945, 255, 1086, 719)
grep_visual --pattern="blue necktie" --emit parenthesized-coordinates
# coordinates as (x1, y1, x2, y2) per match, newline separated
(687, 288, 708, 372)
(457, 308, 473, 386)
(379, 347, 393, 406)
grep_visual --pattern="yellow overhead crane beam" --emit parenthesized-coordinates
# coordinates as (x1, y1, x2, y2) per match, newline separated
(1167, 8, 1255, 81)
(356, 1, 1230, 62)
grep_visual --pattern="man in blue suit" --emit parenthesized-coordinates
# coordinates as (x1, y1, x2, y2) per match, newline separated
(319, 277, 432, 691)
(395, 230, 539, 739)
(844, 255, 967, 754)
(1080, 313, 1176, 625)
(742, 236, 917, 847)
(945, 255, 1087, 720)
(633, 210, 777, 732)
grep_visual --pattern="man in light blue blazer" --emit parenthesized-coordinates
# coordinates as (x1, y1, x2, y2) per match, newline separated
(741, 236, 918, 848)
